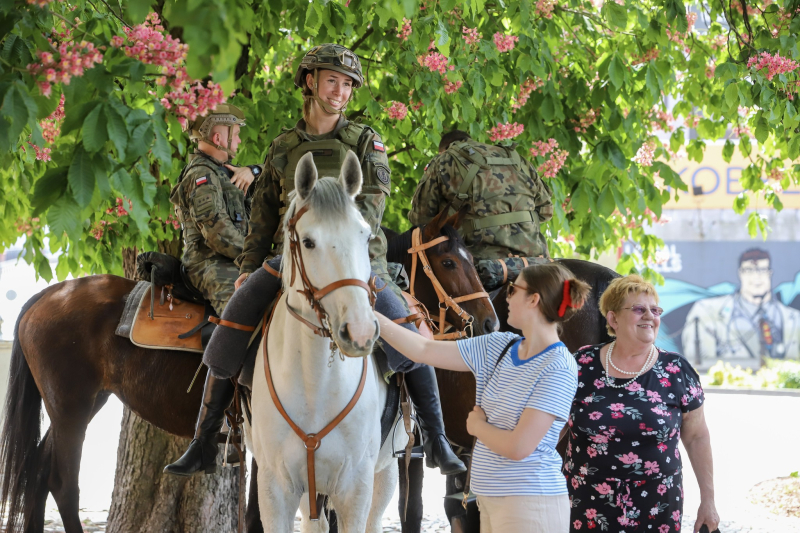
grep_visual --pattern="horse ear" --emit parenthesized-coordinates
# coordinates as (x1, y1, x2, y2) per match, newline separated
(422, 207, 449, 241)
(444, 204, 470, 230)
(339, 150, 362, 198)
(295, 152, 318, 200)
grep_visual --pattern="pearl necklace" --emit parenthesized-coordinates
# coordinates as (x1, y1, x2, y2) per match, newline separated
(604, 341, 657, 389)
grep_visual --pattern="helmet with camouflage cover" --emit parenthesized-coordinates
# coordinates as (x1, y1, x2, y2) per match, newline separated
(189, 104, 246, 159)
(294, 44, 363, 115)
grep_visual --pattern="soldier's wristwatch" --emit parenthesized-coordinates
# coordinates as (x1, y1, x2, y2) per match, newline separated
(248, 165, 262, 177)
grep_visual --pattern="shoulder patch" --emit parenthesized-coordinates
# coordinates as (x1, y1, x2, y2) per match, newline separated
(196, 176, 208, 186)
(373, 140, 385, 152)
(424, 163, 430, 171)
(377, 166, 391, 185)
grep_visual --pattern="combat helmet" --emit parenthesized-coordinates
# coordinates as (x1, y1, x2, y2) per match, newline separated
(294, 44, 363, 115)
(189, 104, 246, 158)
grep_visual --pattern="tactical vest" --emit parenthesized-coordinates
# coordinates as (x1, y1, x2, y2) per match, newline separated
(445, 140, 544, 235)
(171, 155, 248, 243)
(271, 123, 372, 216)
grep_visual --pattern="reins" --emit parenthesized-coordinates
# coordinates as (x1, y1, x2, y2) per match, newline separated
(263, 201, 376, 522)
(405, 227, 489, 340)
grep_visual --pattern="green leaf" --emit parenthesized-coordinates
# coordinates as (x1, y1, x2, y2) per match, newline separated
(305, 2, 322, 36)
(715, 62, 738, 81)
(789, 135, 800, 160)
(105, 104, 128, 158)
(725, 82, 740, 108)
(435, 19, 451, 54)
(32, 167, 68, 215)
(82, 104, 108, 153)
(1, 83, 36, 144)
(645, 66, 660, 100)
(603, 1, 628, 29)
(598, 187, 616, 216)
(755, 116, 769, 143)
(62, 100, 101, 136)
(608, 55, 625, 89)
(722, 140, 735, 163)
(47, 196, 81, 240)
(69, 146, 97, 208)
(124, 0, 152, 24)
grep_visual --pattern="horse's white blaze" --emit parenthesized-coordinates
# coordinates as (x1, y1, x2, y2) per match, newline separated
(247, 151, 406, 533)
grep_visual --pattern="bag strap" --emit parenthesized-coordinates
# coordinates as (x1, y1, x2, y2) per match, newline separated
(479, 336, 522, 407)
(460, 336, 522, 509)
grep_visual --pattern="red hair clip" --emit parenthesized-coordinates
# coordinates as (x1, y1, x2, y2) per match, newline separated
(558, 279, 572, 317)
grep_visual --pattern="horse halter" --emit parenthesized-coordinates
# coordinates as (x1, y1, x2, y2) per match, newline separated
(407, 227, 490, 340)
(285, 203, 378, 348)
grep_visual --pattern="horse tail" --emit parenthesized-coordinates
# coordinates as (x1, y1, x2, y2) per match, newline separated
(0, 288, 50, 532)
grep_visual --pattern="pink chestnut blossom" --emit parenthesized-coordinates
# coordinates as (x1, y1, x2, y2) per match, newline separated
(493, 32, 519, 53)
(387, 101, 408, 120)
(462, 26, 481, 46)
(487, 122, 523, 142)
(633, 139, 657, 167)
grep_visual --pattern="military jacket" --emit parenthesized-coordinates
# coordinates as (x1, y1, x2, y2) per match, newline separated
(237, 117, 393, 276)
(170, 151, 250, 267)
(409, 138, 554, 261)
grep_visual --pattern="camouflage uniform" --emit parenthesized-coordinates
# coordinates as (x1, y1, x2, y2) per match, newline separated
(170, 151, 249, 314)
(410, 137, 554, 262)
(237, 115, 397, 293)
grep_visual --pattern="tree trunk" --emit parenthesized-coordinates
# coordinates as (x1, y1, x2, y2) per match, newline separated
(106, 409, 239, 533)
(107, 245, 240, 532)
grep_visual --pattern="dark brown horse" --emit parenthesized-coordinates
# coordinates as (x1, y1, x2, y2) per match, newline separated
(386, 219, 619, 532)
(0, 212, 498, 533)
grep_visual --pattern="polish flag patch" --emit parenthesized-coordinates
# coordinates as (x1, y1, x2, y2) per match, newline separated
(373, 140, 385, 152)
(196, 176, 208, 186)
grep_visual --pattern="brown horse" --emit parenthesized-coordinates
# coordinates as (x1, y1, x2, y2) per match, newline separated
(0, 214, 497, 533)
(385, 219, 620, 533)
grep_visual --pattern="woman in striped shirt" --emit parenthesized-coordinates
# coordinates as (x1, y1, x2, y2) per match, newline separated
(376, 262, 591, 532)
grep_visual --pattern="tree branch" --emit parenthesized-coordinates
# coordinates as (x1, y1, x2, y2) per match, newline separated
(350, 27, 374, 52)
(388, 144, 416, 158)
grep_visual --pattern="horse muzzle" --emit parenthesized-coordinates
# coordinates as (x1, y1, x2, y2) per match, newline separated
(335, 319, 379, 358)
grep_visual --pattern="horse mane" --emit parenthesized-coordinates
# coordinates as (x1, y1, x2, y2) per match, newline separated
(386, 223, 463, 264)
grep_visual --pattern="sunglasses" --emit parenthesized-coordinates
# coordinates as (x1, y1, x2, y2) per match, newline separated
(622, 305, 664, 317)
(507, 281, 531, 297)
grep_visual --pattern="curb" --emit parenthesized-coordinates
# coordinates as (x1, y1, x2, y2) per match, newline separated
(704, 385, 800, 397)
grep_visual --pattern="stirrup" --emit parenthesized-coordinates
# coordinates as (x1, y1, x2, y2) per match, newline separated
(393, 445, 425, 459)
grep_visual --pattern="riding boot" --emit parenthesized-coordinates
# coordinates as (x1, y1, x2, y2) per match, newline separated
(164, 373, 235, 476)
(404, 365, 467, 475)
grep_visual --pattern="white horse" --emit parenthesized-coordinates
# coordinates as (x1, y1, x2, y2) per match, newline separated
(248, 151, 408, 533)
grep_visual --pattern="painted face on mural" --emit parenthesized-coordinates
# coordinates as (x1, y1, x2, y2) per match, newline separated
(609, 292, 661, 345)
(738, 258, 772, 303)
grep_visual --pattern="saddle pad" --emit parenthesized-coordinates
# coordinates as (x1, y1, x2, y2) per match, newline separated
(129, 286, 206, 353)
(115, 281, 149, 338)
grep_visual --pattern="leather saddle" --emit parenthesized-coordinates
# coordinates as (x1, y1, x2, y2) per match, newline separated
(128, 252, 218, 353)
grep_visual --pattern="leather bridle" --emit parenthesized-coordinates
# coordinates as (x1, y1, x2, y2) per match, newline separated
(406, 227, 489, 340)
(262, 202, 377, 522)
(284, 203, 378, 343)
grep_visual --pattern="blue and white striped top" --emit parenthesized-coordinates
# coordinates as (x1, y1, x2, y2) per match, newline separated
(457, 331, 578, 496)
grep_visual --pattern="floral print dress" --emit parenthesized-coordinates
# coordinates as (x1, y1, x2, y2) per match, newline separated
(564, 344, 704, 532)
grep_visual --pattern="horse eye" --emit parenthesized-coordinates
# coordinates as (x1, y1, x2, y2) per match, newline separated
(303, 238, 315, 249)
(442, 259, 456, 269)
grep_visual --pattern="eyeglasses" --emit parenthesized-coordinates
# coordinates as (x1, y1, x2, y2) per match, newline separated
(622, 305, 664, 317)
(507, 281, 531, 297)
(739, 267, 771, 275)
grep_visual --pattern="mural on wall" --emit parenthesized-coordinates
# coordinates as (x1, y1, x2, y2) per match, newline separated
(623, 242, 800, 370)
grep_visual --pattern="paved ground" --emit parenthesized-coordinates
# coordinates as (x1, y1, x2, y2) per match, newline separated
(33, 389, 800, 532)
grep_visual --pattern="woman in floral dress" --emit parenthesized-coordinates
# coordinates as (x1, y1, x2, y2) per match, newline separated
(564, 275, 719, 533)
